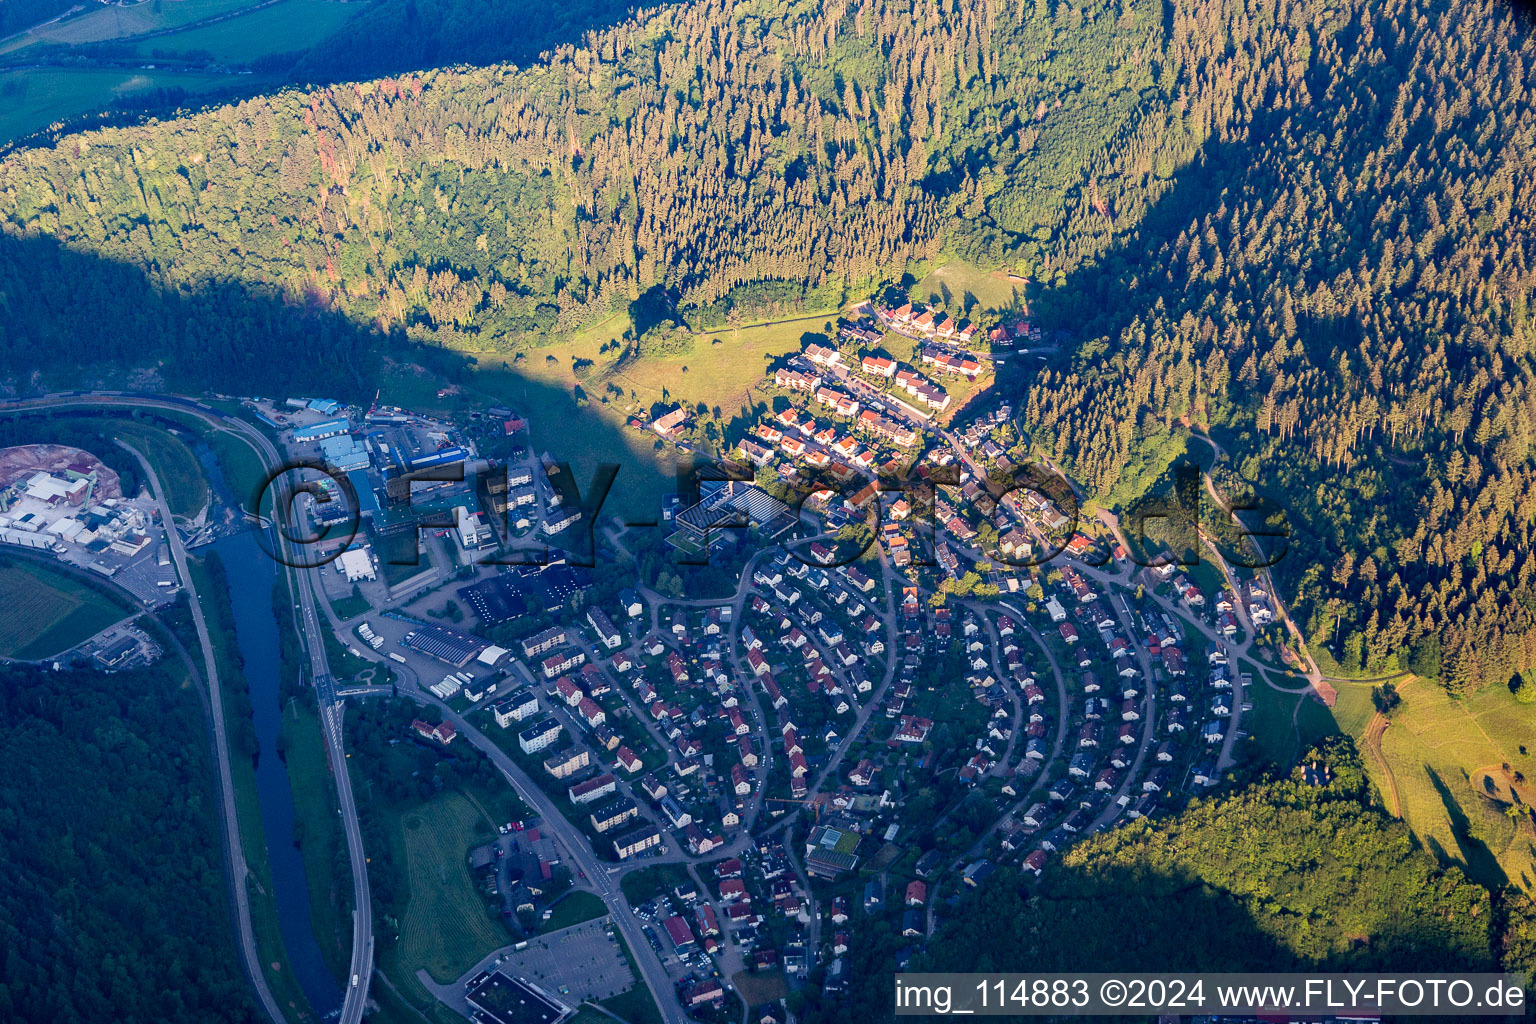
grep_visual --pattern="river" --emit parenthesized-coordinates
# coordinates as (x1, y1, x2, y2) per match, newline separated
(199, 447, 344, 1019)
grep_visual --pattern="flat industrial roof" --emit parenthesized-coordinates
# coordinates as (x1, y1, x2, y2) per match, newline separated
(465, 972, 569, 1024)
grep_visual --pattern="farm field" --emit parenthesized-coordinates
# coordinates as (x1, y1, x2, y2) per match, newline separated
(0, 0, 367, 143)
(0, 558, 128, 658)
(131, 0, 361, 62)
(0, 66, 238, 142)
(0, 0, 267, 53)
(1334, 677, 1536, 890)
(389, 790, 508, 991)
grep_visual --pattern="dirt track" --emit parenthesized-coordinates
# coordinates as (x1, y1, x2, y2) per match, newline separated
(1363, 712, 1401, 817)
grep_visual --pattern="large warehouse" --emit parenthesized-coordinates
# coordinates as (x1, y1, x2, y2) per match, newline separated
(464, 972, 570, 1024)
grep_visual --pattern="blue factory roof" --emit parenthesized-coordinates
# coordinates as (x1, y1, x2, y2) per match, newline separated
(319, 435, 370, 472)
(291, 418, 350, 442)
(347, 470, 380, 515)
(409, 446, 470, 469)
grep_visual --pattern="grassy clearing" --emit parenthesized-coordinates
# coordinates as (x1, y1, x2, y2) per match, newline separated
(380, 309, 835, 521)
(282, 701, 352, 984)
(0, 66, 237, 142)
(539, 890, 608, 933)
(0, 558, 129, 658)
(731, 968, 788, 1006)
(330, 590, 372, 620)
(618, 863, 692, 905)
(460, 315, 821, 521)
(1325, 678, 1379, 738)
(208, 426, 271, 513)
(321, 618, 373, 679)
(1297, 693, 1343, 748)
(1241, 677, 1307, 766)
(909, 261, 1028, 314)
(389, 790, 508, 989)
(131, 0, 361, 62)
(1332, 678, 1536, 890)
(113, 418, 210, 516)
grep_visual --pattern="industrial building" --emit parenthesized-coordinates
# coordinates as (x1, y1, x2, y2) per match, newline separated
(337, 547, 376, 582)
(319, 435, 370, 472)
(291, 418, 351, 443)
(455, 506, 490, 549)
(464, 972, 571, 1024)
(401, 624, 488, 667)
(671, 480, 796, 555)
(460, 575, 530, 625)
(346, 470, 381, 518)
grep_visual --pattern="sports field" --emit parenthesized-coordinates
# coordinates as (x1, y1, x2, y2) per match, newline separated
(392, 791, 507, 987)
(0, 559, 127, 659)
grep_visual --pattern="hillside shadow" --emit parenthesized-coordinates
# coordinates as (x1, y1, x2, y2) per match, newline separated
(917, 857, 1495, 979)
(4, 0, 686, 152)
(628, 285, 675, 339)
(291, 0, 686, 87)
(1427, 765, 1511, 889)
(0, 232, 680, 526)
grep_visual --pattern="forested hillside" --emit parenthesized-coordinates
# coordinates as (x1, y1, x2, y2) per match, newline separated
(0, 662, 258, 1023)
(931, 743, 1496, 971)
(811, 741, 1531, 1024)
(0, 0, 75, 37)
(0, 0, 1534, 689)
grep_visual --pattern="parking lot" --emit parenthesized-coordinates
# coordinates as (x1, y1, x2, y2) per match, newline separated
(498, 919, 634, 1002)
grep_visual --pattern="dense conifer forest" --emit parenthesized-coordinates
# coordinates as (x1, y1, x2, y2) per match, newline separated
(0, 0, 76, 38)
(1, 0, 1534, 690)
(0, 663, 258, 1023)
